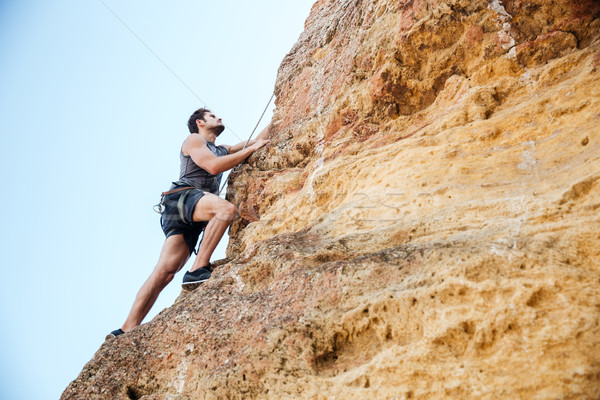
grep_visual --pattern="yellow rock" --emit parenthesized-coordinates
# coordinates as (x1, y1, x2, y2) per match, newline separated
(63, 1, 600, 399)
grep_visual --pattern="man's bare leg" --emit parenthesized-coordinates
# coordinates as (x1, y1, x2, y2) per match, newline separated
(189, 192, 237, 272)
(121, 234, 191, 332)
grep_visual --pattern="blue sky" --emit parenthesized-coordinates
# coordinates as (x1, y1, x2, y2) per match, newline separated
(0, 1, 315, 398)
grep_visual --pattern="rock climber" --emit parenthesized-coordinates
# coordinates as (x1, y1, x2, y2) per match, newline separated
(107, 108, 270, 339)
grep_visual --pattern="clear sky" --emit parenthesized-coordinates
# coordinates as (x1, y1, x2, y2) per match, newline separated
(0, 1, 315, 398)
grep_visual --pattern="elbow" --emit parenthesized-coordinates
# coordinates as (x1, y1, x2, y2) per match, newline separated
(206, 166, 220, 175)
(205, 164, 221, 175)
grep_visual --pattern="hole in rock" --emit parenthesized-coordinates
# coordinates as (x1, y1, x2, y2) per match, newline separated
(126, 387, 142, 400)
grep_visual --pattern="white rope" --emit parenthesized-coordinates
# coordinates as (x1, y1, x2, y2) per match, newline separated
(218, 92, 276, 196)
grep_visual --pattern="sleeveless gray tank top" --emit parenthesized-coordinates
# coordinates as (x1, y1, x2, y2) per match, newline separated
(178, 139, 229, 194)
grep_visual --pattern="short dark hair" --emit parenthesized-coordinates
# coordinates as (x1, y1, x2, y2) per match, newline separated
(188, 108, 211, 133)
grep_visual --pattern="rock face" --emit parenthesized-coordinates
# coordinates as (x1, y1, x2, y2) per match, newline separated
(63, 1, 600, 399)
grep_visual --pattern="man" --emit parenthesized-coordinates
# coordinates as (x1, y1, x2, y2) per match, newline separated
(107, 108, 270, 339)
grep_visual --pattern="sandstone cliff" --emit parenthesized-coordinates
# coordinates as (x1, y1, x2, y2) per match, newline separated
(63, 0, 600, 399)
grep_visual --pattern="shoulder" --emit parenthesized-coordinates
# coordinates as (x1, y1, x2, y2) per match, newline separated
(184, 134, 206, 145)
(182, 134, 207, 155)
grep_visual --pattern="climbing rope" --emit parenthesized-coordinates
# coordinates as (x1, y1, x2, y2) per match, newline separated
(217, 92, 276, 196)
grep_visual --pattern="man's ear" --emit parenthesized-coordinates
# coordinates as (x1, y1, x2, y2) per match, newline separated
(196, 119, 205, 128)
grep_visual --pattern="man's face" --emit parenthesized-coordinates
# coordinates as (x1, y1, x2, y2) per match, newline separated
(201, 112, 225, 136)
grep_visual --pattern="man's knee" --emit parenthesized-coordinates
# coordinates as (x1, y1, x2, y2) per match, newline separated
(158, 270, 176, 285)
(213, 201, 237, 221)
(194, 194, 237, 222)
(221, 202, 237, 220)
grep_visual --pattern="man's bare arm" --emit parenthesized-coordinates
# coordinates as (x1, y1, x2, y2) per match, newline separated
(227, 126, 270, 154)
(184, 135, 269, 175)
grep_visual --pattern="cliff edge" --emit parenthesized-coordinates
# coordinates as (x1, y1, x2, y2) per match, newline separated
(63, 0, 600, 399)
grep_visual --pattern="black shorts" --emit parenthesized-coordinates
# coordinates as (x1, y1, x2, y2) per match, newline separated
(160, 184, 208, 254)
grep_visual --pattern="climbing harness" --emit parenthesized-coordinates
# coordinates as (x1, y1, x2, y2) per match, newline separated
(153, 186, 196, 214)
(153, 92, 276, 213)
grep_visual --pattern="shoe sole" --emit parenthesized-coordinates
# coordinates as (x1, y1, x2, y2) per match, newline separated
(181, 278, 209, 291)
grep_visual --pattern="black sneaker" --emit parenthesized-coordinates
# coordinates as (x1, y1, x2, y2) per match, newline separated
(182, 265, 212, 291)
(105, 328, 125, 341)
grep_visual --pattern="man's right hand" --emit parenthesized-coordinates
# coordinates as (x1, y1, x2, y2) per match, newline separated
(248, 138, 270, 152)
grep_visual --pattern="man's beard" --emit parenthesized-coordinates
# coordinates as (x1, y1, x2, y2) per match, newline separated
(211, 124, 225, 136)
